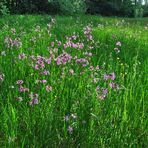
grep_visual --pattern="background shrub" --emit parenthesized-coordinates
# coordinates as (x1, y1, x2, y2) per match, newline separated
(48, 0, 86, 14)
(0, 0, 148, 17)
(0, 0, 10, 16)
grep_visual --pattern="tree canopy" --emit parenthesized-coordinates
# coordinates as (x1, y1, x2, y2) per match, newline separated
(0, 0, 148, 17)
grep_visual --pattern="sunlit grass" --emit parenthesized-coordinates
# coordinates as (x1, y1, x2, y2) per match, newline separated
(0, 15, 147, 147)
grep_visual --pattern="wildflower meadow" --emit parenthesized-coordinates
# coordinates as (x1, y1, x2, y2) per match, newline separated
(0, 15, 148, 147)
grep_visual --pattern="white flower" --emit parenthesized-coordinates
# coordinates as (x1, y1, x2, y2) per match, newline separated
(1, 51, 6, 56)
(116, 42, 121, 47)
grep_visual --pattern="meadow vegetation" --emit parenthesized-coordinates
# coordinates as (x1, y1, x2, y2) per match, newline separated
(0, 15, 148, 147)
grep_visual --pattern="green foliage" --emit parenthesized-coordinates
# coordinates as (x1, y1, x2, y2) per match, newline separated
(87, 1, 120, 16)
(134, 7, 144, 17)
(48, 0, 86, 14)
(59, 0, 86, 14)
(86, 0, 134, 16)
(0, 0, 10, 15)
(143, 6, 148, 17)
(1, 0, 147, 17)
(120, 0, 134, 16)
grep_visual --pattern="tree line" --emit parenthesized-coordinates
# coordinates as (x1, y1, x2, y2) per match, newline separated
(0, 0, 148, 17)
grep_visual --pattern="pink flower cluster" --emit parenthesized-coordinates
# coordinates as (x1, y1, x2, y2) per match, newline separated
(8, 24, 122, 105)
(40, 70, 50, 76)
(29, 93, 39, 105)
(90, 65, 100, 71)
(18, 53, 26, 60)
(83, 26, 93, 41)
(109, 82, 120, 90)
(46, 85, 52, 92)
(96, 87, 108, 100)
(56, 52, 72, 65)
(76, 58, 89, 67)
(35, 79, 47, 84)
(19, 86, 29, 93)
(95, 71, 120, 99)
(4, 37, 22, 48)
(16, 80, 29, 93)
(30, 55, 52, 70)
(64, 40, 84, 49)
(64, 113, 77, 134)
(104, 72, 116, 81)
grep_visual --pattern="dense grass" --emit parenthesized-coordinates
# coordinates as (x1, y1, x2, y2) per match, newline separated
(0, 15, 148, 147)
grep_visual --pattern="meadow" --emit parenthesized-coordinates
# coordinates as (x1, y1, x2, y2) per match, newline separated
(0, 15, 148, 147)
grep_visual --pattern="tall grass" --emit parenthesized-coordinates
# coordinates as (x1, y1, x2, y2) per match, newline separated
(0, 15, 148, 147)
